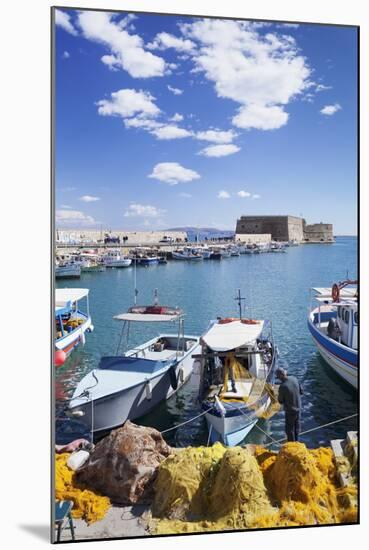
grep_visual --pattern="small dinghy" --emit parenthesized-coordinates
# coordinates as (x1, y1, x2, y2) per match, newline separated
(68, 293, 200, 433)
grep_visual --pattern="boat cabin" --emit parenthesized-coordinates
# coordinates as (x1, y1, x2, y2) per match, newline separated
(310, 284, 358, 351)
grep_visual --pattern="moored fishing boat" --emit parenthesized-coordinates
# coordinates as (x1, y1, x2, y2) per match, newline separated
(102, 249, 132, 267)
(55, 262, 81, 279)
(55, 288, 93, 362)
(68, 294, 201, 433)
(307, 280, 358, 389)
(172, 247, 203, 261)
(196, 292, 280, 446)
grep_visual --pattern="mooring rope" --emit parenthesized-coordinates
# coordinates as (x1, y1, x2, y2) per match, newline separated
(263, 412, 358, 448)
(160, 407, 212, 434)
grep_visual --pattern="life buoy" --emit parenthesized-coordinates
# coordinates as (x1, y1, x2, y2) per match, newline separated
(332, 283, 340, 303)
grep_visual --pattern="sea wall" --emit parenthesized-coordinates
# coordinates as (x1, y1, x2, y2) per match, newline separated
(235, 233, 271, 244)
(56, 230, 187, 245)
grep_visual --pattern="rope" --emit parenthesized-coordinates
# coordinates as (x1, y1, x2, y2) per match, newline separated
(160, 407, 212, 434)
(264, 413, 358, 448)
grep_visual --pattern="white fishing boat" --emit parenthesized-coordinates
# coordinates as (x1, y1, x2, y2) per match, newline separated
(82, 263, 106, 273)
(172, 247, 203, 261)
(55, 288, 93, 361)
(192, 246, 212, 259)
(68, 295, 201, 433)
(308, 280, 358, 389)
(102, 250, 132, 268)
(220, 247, 232, 258)
(55, 263, 81, 279)
(229, 246, 240, 257)
(197, 292, 279, 446)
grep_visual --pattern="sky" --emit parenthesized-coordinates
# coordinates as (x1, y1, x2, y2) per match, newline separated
(54, 9, 358, 234)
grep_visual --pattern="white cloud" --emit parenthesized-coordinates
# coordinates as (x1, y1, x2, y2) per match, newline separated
(79, 195, 100, 202)
(252, 194, 261, 199)
(167, 85, 183, 95)
(179, 19, 311, 130)
(55, 9, 78, 36)
(170, 113, 184, 122)
(217, 190, 231, 199)
(232, 103, 288, 130)
(148, 162, 200, 185)
(59, 186, 77, 191)
(124, 117, 161, 130)
(199, 144, 240, 157)
(62, 51, 70, 59)
(150, 125, 192, 140)
(315, 83, 332, 92)
(77, 11, 166, 78)
(148, 32, 195, 52)
(97, 89, 160, 118)
(124, 203, 165, 218)
(179, 192, 192, 198)
(101, 54, 120, 70)
(237, 190, 251, 198)
(60, 204, 72, 209)
(196, 129, 237, 143)
(278, 23, 300, 29)
(320, 103, 341, 116)
(56, 209, 96, 225)
(97, 89, 193, 141)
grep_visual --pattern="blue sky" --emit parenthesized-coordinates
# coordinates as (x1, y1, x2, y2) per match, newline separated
(54, 9, 358, 234)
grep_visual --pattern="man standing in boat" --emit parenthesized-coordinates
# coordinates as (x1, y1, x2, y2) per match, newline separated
(276, 367, 303, 442)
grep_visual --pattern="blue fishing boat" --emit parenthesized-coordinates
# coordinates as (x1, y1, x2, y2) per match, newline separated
(308, 280, 358, 389)
(55, 288, 94, 360)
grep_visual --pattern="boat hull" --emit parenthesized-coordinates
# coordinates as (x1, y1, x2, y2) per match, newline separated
(69, 343, 201, 432)
(55, 267, 81, 278)
(307, 316, 357, 389)
(204, 396, 270, 446)
(104, 259, 132, 267)
(55, 316, 92, 357)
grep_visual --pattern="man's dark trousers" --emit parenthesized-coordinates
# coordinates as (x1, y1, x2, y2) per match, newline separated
(285, 410, 301, 442)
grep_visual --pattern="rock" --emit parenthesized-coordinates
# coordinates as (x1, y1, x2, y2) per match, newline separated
(76, 421, 172, 505)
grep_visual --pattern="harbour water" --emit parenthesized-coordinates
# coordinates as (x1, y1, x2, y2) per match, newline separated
(55, 237, 358, 448)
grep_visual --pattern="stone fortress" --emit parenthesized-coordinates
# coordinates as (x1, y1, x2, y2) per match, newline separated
(235, 215, 334, 243)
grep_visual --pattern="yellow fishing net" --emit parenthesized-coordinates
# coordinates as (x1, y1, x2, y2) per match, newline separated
(151, 441, 357, 534)
(55, 453, 111, 524)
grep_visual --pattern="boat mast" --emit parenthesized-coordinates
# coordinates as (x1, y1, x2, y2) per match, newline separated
(235, 288, 246, 319)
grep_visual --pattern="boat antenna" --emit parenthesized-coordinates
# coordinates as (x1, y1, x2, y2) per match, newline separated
(154, 288, 159, 305)
(234, 288, 245, 319)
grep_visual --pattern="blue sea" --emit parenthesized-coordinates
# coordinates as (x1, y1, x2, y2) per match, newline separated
(55, 237, 358, 449)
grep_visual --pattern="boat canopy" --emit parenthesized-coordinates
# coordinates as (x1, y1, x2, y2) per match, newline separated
(312, 287, 357, 299)
(55, 288, 89, 315)
(202, 319, 264, 352)
(114, 312, 181, 323)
